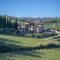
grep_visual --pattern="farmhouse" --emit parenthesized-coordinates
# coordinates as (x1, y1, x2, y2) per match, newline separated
(17, 20, 45, 34)
(17, 25, 26, 35)
(36, 24, 44, 33)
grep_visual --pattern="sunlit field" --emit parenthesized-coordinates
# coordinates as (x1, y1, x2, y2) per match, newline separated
(0, 34, 60, 60)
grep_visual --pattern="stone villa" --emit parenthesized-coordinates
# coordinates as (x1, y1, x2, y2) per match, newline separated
(17, 20, 45, 34)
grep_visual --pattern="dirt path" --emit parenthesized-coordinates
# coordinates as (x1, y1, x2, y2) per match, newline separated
(45, 29, 60, 40)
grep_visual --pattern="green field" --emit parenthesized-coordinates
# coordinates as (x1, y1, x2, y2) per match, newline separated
(0, 34, 60, 60)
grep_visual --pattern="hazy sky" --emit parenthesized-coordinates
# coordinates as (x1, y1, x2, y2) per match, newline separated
(0, 0, 60, 17)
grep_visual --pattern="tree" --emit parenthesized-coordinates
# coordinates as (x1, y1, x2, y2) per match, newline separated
(13, 19, 18, 30)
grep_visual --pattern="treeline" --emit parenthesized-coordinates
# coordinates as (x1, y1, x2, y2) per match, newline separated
(44, 17, 60, 23)
(0, 15, 19, 30)
(0, 15, 60, 29)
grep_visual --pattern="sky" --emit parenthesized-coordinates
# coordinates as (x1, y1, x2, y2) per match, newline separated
(0, 0, 60, 17)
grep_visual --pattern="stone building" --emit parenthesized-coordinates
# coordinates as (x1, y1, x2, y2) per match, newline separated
(36, 24, 44, 33)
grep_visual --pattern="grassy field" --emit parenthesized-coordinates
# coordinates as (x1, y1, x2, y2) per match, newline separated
(0, 34, 60, 60)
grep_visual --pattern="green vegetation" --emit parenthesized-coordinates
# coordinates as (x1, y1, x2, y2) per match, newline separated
(0, 15, 60, 60)
(0, 15, 60, 30)
(0, 34, 60, 60)
(44, 23, 60, 31)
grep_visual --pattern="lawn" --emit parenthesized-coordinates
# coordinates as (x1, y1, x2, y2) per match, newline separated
(0, 34, 60, 60)
(0, 34, 51, 47)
